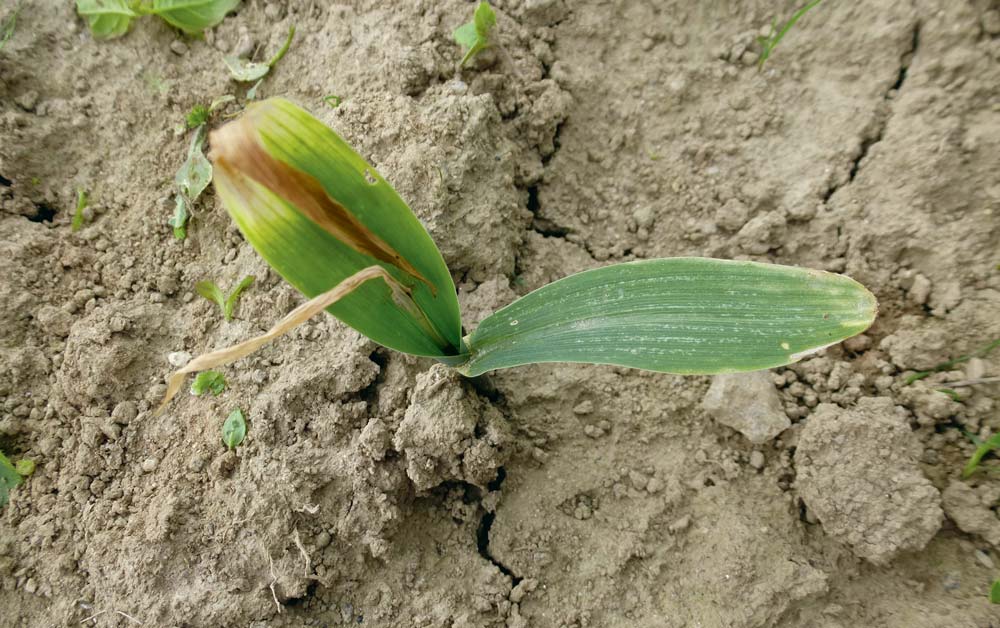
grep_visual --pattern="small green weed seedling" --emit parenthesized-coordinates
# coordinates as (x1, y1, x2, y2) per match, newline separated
(323, 94, 342, 109)
(991, 578, 1000, 604)
(757, 0, 822, 69)
(453, 1, 496, 66)
(0, 0, 23, 52)
(224, 25, 295, 82)
(191, 370, 226, 396)
(169, 125, 213, 239)
(222, 409, 246, 449)
(196, 275, 254, 322)
(157, 98, 877, 410)
(905, 338, 1000, 385)
(0, 450, 32, 509)
(76, 0, 237, 39)
(962, 432, 1000, 479)
(71, 188, 88, 232)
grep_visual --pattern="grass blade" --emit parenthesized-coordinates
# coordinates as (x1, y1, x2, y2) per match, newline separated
(459, 258, 876, 376)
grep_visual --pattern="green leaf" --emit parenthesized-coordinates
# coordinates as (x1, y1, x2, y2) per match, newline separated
(991, 579, 1000, 604)
(209, 98, 463, 358)
(459, 258, 877, 377)
(196, 280, 226, 314)
(71, 188, 88, 232)
(223, 55, 270, 82)
(224, 275, 254, 320)
(186, 104, 210, 129)
(222, 408, 246, 449)
(453, 2, 495, 66)
(169, 194, 189, 239)
(14, 459, 34, 477)
(1, 0, 23, 51)
(76, 0, 137, 39)
(148, 0, 238, 34)
(0, 451, 22, 509)
(962, 432, 1000, 478)
(190, 370, 226, 396)
(176, 126, 213, 201)
(758, 0, 822, 69)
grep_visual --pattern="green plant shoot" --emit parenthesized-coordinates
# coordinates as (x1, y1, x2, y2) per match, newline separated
(191, 370, 226, 396)
(991, 578, 1000, 604)
(905, 338, 1000, 385)
(0, 0, 23, 51)
(196, 275, 255, 321)
(224, 25, 295, 82)
(453, 1, 496, 66)
(757, 0, 822, 69)
(71, 188, 88, 232)
(962, 432, 1000, 479)
(76, 0, 238, 39)
(0, 451, 23, 509)
(222, 408, 246, 449)
(156, 98, 877, 411)
(170, 125, 213, 239)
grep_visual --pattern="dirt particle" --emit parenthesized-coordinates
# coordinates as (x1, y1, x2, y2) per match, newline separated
(702, 372, 790, 444)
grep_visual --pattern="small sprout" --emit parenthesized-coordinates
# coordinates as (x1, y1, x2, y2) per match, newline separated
(962, 432, 1000, 479)
(757, 0, 822, 69)
(323, 94, 342, 108)
(245, 79, 264, 101)
(190, 370, 226, 396)
(196, 275, 255, 322)
(76, 0, 238, 40)
(14, 458, 34, 477)
(0, 451, 22, 509)
(453, 1, 496, 66)
(224, 24, 295, 82)
(222, 408, 246, 449)
(991, 579, 1000, 604)
(71, 188, 88, 232)
(168, 194, 188, 239)
(0, 0, 23, 52)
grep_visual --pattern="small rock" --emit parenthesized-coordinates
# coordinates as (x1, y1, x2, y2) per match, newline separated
(315, 531, 331, 549)
(668, 515, 691, 533)
(573, 400, 594, 415)
(749, 451, 765, 469)
(843, 334, 872, 353)
(908, 273, 931, 305)
(646, 477, 664, 494)
(169, 40, 188, 56)
(15, 90, 39, 112)
(141, 457, 158, 473)
(701, 371, 790, 444)
(942, 480, 1000, 547)
(628, 470, 648, 491)
(36, 305, 73, 337)
(715, 198, 749, 231)
(633, 207, 655, 230)
(974, 549, 994, 569)
(111, 401, 137, 424)
(167, 351, 192, 367)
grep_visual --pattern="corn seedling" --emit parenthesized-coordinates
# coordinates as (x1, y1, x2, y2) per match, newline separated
(453, 1, 496, 66)
(223, 25, 295, 82)
(190, 370, 226, 396)
(76, 0, 238, 39)
(962, 431, 1000, 479)
(71, 188, 88, 232)
(757, 0, 822, 69)
(222, 408, 246, 449)
(0, 0, 22, 52)
(196, 275, 254, 321)
(157, 98, 877, 411)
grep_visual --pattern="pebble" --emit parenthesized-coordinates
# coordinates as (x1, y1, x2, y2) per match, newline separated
(167, 351, 192, 367)
(628, 470, 648, 491)
(14, 90, 39, 112)
(909, 273, 931, 305)
(169, 40, 189, 56)
(668, 515, 691, 533)
(749, 451, 765, 469)
(315, 531, 332, 549)
(974, 549, 994, 569)
(645, 477, 664, 494)
(141, 457, 158, 473)
(573, 400, 594, 415)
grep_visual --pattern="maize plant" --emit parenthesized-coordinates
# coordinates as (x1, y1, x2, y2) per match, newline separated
(159, 98, 876, 409)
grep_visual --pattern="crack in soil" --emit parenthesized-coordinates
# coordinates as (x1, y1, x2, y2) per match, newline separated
(824, 22, 921, 201)
(475, 466, 523, 585)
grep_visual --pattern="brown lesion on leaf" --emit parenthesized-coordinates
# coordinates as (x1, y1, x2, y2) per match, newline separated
(209, 115, 436, 295)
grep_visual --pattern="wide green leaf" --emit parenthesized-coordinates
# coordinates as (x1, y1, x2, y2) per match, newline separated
(209, 98, 464, 358)
(0, 451, 22, 509)
(76, 0, 138, 39)
(150, 0, 238, 34)
(459, 258, 876, 376)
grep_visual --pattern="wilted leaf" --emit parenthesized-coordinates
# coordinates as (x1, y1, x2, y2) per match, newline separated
(176, 126, 212, 201)
(223, 55, 270, 82)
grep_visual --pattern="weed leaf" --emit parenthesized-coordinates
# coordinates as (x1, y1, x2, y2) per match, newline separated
(222, 408, 246, 449)
(223, 55, 271, 82)
(176, 126, 213, 201)
(76, 0, 138, 39)
(991, 579, 1000, 604)
(224, 275, 254, 320)
(0, 451, 22, 509)
(149, 0, 238, 34)
(459, 258, 877, 376)
(71, 188, 88, 232)
(190, 370, 226, 396)
(169, 194, 189, 239)
(196, 280, 226, 314)
(454, 1, 495, 66)
(0, 0, 23, 51)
